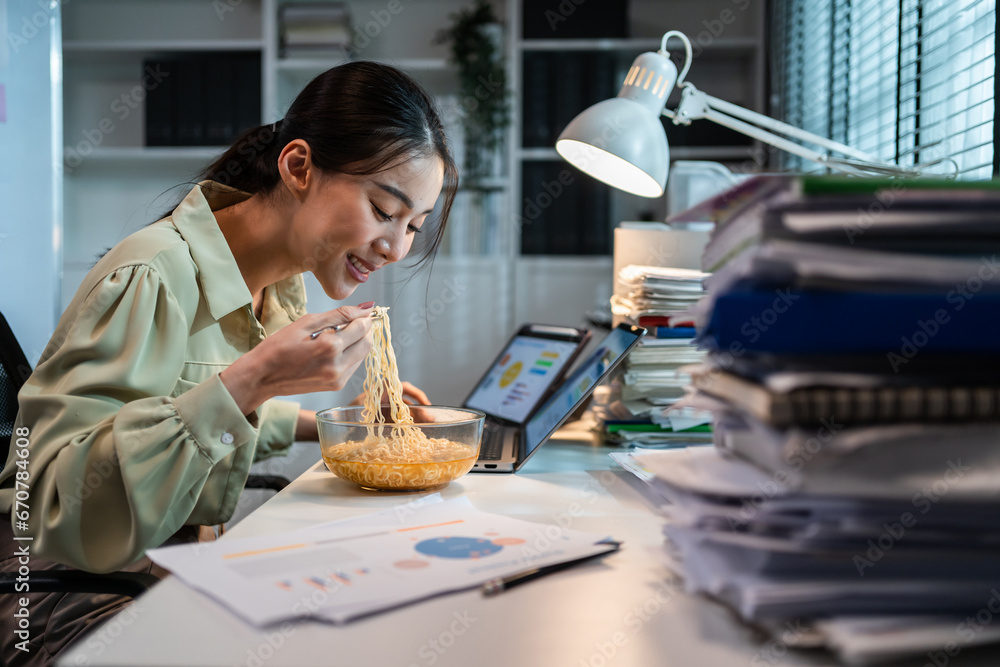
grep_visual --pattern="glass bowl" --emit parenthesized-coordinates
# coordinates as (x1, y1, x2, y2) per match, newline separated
(316, 406, 485, 491)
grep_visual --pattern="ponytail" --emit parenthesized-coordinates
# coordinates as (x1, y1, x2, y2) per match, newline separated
(198, 121, 284, 194)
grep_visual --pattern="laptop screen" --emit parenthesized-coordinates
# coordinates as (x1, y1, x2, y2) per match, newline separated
(522, 325, 645, 459)
(464, 335, 581, 423)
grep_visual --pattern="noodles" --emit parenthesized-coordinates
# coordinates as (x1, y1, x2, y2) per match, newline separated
(322, 440, 477, 491)
(326, 306, 476, 490)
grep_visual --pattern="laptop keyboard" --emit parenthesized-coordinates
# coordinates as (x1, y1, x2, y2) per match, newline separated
(479, 422, 506, 461)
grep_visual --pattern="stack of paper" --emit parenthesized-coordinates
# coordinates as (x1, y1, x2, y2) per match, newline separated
(618, 446, 1000, 664)
(607, 264, 712, 447)
(633, 175, 1000, 663)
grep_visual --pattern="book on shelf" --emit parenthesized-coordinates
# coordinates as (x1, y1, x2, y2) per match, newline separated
(144, 59, 175, 146)
(233, 53, 262, 142)
(173, 58, 205, 146)
(143, 53, 261, 148)
(203, 57, 236, 146)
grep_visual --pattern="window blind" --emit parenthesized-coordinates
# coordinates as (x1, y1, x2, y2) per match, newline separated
(771, 0, 996, 178)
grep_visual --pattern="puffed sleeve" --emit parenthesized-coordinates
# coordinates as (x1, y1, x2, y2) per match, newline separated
(6, 264, 258, 572)
(255, 399, 300, 460)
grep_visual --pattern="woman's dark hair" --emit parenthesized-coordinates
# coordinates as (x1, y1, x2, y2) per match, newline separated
(198, 61, 458, 267)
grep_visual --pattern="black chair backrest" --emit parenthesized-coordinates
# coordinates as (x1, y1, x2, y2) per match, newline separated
(0, 312, 32, 465)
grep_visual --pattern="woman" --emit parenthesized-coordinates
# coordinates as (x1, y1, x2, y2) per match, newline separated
(0, 61, 457, 665)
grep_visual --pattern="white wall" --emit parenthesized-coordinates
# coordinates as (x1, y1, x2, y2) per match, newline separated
(0, 0, 62, 363)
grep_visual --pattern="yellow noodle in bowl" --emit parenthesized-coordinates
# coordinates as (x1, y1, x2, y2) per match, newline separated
(317, 406, 485, 491)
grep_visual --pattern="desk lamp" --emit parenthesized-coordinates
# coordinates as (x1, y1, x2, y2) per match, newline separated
(555, 31, 929, 198)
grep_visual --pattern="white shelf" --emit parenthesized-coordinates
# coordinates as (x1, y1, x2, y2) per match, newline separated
(275, 57, 449, 72)
(63, 39, 265, 53)
(520, 38, 662, 52)
(518, 148, 559, 161)
(63, 146, 227, 168)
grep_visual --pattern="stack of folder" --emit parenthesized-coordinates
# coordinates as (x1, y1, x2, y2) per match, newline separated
(629, 175, 1000, 663)
(279, 2, 353, 59)
(605, 264, 712, 447)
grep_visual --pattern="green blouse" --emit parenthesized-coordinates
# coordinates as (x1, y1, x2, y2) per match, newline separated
(0, 182, 303, 572)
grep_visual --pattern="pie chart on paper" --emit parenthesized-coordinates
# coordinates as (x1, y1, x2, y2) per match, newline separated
(414, 536, 504, 559)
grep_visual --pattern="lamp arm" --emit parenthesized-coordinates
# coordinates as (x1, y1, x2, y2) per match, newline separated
(667, 84, 921, 176)
(699, 108, 872, 176)
(704, 93, 878, 162)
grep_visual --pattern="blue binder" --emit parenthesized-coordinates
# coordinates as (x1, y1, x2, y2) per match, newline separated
(700, 288, 1000, 355)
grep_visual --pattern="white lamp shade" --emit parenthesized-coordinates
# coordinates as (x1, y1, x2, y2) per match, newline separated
(556, 97, 669, 198)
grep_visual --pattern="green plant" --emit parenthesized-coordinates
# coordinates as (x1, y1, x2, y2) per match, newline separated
(435, 0, 510, 183)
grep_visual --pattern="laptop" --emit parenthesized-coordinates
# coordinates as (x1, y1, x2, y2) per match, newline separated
(470, 323, 647, 473)
(460, 323, 588, 447)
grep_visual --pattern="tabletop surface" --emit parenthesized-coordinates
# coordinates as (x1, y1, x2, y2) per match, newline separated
(56, 442, 1000, 667)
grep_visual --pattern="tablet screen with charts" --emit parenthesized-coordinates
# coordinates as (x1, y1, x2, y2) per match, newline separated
(464, 324, 590, 424)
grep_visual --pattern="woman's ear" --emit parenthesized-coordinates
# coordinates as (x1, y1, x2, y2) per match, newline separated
(277, 139, 313, 202)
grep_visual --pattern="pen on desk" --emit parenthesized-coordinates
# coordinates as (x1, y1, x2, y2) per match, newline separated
(480, 541, 621, 597)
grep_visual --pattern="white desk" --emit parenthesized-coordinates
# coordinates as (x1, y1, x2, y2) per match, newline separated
(53, 444, 898, 666)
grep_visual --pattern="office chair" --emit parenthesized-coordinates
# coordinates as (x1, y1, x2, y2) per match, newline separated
(0, 311, 287, 596)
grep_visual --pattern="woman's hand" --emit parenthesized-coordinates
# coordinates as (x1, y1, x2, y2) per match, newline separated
(351, 381, 433, 423)
(221, 304, 375, 416)
(350, 381, 431, 408)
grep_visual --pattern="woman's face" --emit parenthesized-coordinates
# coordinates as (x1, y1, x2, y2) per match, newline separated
(289, 154, 445, 300)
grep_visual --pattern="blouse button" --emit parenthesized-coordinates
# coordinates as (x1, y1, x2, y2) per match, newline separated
(221, 432, 235, 445)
